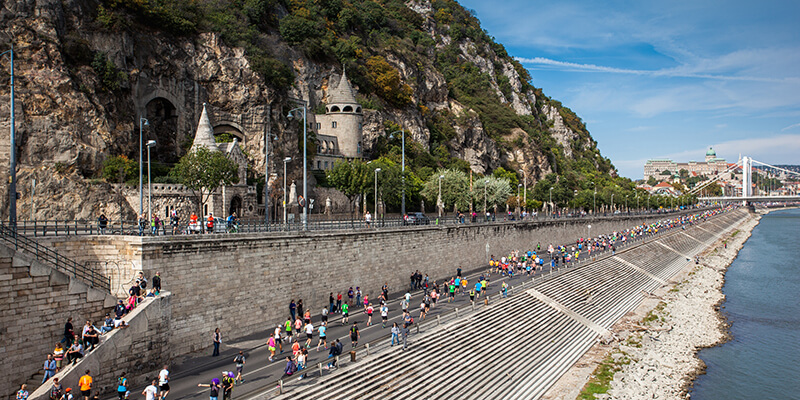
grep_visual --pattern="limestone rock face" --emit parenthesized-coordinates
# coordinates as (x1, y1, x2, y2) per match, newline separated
(0, 0, 605, 220)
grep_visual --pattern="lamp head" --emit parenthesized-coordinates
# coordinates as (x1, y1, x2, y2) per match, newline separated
(142, 118, 149, 127)
(146, 140, 156, 147)
(439, 175, 444, 179)
(287, 111, 293, 119)
(375, 168, 381, 172)
(284, 157, 292, 162)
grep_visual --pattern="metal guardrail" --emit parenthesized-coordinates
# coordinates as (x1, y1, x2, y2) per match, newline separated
(0, 223, 111, 291)
(10, 207, 706, 238)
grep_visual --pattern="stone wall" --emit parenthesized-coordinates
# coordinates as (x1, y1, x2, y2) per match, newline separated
(35, 211, 718, 363)
(136, 212, 698, 358)
(28, 293, 172, 400)
(0, 243, 118, 399)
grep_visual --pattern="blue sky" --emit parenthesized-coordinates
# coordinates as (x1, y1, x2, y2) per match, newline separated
(457, 0, 800, 179)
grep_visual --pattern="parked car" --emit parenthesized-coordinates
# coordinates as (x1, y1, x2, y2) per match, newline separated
(406, 212, 430, 225)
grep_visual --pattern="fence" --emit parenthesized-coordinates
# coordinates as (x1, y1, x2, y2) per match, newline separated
(9, 207, 702, 238)
(0, 222, 111, 291)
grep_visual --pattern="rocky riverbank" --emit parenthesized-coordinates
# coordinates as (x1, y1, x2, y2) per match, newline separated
(599, 214, 760, 399)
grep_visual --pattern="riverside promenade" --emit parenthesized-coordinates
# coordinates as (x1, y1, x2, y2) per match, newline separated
(102, 207, 746, 400)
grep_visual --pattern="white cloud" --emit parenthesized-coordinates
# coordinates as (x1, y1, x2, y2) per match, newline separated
(782, 123, 800, 131)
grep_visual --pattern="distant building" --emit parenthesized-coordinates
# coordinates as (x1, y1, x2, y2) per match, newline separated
(313, 71, 364, 171)
(644, 147, 728, 180)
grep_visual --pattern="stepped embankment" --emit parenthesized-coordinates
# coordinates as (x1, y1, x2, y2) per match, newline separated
(546, 211, 759, 400)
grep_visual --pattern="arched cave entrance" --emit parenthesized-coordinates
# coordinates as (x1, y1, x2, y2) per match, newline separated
(145, 97, 180, 165)
(213, 124, 246, 145)
(229, 195, 243, 217)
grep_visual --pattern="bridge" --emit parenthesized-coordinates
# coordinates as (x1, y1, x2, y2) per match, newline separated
(694, 156, 800, 205)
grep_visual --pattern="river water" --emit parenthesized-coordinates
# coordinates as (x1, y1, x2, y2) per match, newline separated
(692, 208, 800, 400)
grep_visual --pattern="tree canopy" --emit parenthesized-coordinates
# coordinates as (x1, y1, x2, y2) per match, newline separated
(171, 147, 240, 215)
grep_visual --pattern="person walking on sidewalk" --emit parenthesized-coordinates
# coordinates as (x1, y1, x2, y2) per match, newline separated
(390, 322, 400, 346)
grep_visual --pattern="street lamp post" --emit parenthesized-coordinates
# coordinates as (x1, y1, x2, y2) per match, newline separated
(610, 193, 614, 213)
(549, 187, 554, 217)
(146, 140, 156, 220)
(636, 194, 639, 212)
(438, 174, 444, 219)
(138, 117, 149, 217)
(2, 44, 16, 227)
(517, 183, 522, 217)
(483, 179, 488, 220)
(518, 169, 527, 213)
(625, 195, 629, 214)
(287, 99, 308, 230)
(283, 157, 291, 225)
(388, 129, 406, 217)
(374, 168, 381, 218)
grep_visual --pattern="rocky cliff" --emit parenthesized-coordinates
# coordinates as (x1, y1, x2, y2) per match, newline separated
(0, 0, 613, 220)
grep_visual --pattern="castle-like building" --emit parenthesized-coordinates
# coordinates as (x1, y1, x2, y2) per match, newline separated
(312, 71, 364, 170)
(149, 104, 256, 220)
(644, 148, 730, 181)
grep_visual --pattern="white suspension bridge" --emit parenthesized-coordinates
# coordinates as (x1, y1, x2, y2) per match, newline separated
(692, 156, 800, 204)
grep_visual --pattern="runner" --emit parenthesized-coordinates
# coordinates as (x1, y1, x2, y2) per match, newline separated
(304, 321, 314, 349)
(267, 334, 277, 362)
(366, 303, 374, 326)
(78, 370, 92, 400)
(142, 380, 157, 400)
(273, 325, 283, 353)
(116, 372, 128, 400)
(157, 365, 170, 400)
(316, 322, 327, 351)
(284, 318, 293, 343)
(341, 302, 350, 325)
(233, 351, 245, 384)
(380, 303, 389, 328)
(349, 322, 360, 348)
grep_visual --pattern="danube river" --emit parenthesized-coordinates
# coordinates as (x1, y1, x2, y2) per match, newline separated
(692, 208, 800, 399)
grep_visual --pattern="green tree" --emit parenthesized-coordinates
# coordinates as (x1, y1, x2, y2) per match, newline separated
(101, 155, 137, 184)
(171, 147, 240, 215)
(472, 176, 512, 212)
(420, 168, 471, 213)
(326, 159, 371, 215)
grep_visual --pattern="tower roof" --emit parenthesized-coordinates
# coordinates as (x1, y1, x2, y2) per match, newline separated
(328, 70, 358, 105)
(191, 103, 220, 153)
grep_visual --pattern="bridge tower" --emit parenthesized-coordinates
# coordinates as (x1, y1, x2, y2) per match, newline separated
(741, 156, 752, 205)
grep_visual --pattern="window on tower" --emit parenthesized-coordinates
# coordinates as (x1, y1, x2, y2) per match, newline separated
(332, 121, 337, 128)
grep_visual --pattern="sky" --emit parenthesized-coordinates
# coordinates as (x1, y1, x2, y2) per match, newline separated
(457, 0, 800, 179)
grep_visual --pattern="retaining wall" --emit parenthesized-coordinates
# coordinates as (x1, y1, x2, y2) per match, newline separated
(0, 243, 118, 399)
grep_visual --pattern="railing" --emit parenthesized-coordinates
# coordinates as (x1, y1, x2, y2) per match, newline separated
(0, 222, 111, 291)
(9, 206, 708, 238)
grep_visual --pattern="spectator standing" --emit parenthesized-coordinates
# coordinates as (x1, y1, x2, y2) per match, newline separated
(170, 211, 180, 235)
(390, 322, 400, 346)
(296, 299, 304, 322)
(42, 354, 56, 383)
(288, 300, 296, 321)
(78, 370, 92, 400)
(196, 379, 220, 400)
(97, 214, 108, 235)
(401, 323, 410, 350)
(364, 211, 371, 227)
(152, 272, 162, 293)
(138, 214, 146, 236)
(62, 318, 75, 346)
(212, 328, 221, 357)
(53, 343, 65, 372)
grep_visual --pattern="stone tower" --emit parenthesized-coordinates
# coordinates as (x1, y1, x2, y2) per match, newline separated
(317, 71, 363, 159)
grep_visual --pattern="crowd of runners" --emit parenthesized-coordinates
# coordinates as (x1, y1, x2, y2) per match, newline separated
(28, 206, 735, 400)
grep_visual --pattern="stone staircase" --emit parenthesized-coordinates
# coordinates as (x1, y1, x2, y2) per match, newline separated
(267, 209, 747, 399)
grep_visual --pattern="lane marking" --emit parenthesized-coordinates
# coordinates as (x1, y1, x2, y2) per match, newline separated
(613, 256, 668, 285)
(526, 288, 608, 336)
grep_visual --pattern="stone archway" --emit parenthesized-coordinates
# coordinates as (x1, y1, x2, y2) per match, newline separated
(213, 122, 246, 144)
(229, 195, 243, 217)
(145, 97, 180, 164)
